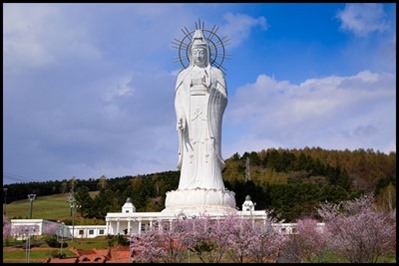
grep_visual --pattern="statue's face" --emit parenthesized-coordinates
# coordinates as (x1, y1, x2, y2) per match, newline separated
(192, 47, 207, 66)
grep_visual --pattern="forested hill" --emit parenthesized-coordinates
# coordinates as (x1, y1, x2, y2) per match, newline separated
(4, 147, 396, 222)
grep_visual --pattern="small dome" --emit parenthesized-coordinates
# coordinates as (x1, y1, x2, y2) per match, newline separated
(126, 197, 132, 203)
(245, 195, 251, 201)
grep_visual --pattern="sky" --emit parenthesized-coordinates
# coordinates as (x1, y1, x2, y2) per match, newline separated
(3, 3, 396, 185)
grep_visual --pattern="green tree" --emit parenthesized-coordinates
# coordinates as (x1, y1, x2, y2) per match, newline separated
(75, 186, 95, 218)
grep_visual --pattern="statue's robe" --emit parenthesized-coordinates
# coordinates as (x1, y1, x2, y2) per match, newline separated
(174, 65, 227, 190)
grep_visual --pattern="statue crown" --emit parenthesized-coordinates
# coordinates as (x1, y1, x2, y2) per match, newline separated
(191, 29, 208, 49)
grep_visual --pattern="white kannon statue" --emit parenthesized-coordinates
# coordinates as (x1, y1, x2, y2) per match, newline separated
(175, 29, 227, 190)
(163, 27, 236, 214)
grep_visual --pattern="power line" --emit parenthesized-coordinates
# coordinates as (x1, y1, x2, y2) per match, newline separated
(3, 172, 63, 184)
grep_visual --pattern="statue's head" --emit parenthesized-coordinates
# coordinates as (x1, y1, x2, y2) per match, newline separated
(189, 29, 210, 67)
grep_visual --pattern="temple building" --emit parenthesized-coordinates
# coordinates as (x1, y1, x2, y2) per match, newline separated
(105, 195, 270, 236)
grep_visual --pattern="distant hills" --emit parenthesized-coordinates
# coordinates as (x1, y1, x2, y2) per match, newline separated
(4, 147, 396, 223)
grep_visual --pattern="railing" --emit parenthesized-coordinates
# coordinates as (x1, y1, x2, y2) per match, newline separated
(272, 222, 325, 234)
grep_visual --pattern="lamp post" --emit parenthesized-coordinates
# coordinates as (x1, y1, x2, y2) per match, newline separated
(25, 226, 31, 263)
(27, 194, 36, 219)
(67, 191, 75, 241)
(58, 221, 65, 258)
(67, 190, 81, 242)
(3, 187, 7, 215)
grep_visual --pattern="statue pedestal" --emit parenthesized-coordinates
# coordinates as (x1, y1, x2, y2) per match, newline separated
(162, 188, 237, 216)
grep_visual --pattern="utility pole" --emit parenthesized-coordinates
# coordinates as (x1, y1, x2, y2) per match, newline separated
(245, 157, 251, 182)
(27, 194, 36, 219)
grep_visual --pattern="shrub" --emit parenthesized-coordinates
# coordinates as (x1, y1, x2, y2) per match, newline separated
(44, 235, 68, 248)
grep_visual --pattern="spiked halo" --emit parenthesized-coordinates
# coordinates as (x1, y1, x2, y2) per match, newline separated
(172, 19, 231, 72)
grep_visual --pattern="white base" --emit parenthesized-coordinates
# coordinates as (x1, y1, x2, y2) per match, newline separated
(162, 187, 237, 216)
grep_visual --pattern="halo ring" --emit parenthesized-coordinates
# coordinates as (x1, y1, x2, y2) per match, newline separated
(176, 28, 227, 70)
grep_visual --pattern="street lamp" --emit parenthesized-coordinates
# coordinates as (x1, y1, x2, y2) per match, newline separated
(25, 226, 30, 263)
(27, 194, 36, 219)
(24, 226, 35, 263)
(67, 190, 81, 242)
(67, 190, 75, 241)
(3, 187, 8, 215)
(58, 221, 65, 258)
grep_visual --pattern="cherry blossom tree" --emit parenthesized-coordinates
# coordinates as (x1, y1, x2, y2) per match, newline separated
(130, 218, 194, 263)
(156, 218, 193, 263)
(282, 218, 329, 262)
(3, 215, 12, 245)
(217, 213, 286, 263)
(184, 215, 223, 263)
(10, 224, 40, 248)
(220, 215, 257, 263)
(249, 221, 287, 263)
(130, 212, 288, 263)
(11, 224, 40, 238)
(317, 193, 396, 263)
(42, 223, 59, 236)
(130, 228, 166, 263)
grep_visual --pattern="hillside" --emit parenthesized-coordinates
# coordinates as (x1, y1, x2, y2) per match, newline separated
(3, 147, 396, 222)
(5, 191, 99, 224)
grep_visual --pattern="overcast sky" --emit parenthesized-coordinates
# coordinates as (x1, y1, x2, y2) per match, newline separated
(3, 3, 396, 185)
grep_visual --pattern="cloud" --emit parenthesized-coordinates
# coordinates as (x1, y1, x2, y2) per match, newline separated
(219, 12, 268, 48)
(3, 3, 396, 185)
(224, 70, 396, 156)
(336, 3, 389, 37)
(3, 4, 103, 74)
(4, 49, 178, 183)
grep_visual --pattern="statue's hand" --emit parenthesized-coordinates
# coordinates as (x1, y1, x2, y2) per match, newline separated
(177, 117, 185, 131)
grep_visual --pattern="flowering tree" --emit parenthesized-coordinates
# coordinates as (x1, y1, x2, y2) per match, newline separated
(156, 219, 193, 263)
(220, 215, 257, 263)
(282, 218, 329, 262)
(249, 221, 287, 263)
(11, 224, 40, 239)
(3, 215, 11, 236)
(186, 215, 230, 263)
(218, 213, 286, 263)
(130, 218, 195, 263)
(3, 215, 12, 245)
(130, 228, 166, 263)
(10, 224, 40, 248)
(317, 193, 396, 263)
(42, 223, 59, 236)
(130, 212, 288, 263)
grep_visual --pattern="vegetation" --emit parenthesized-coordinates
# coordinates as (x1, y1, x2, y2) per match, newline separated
(316, 194, 396, 263)
(130, 213, 285, 263)
(3, 194, 396, 263)
(4, 192, 99, 223)
(44, 234, 68, 248)
(3, 147, 395, 223)
(2, 237, 108, 263)
(3, 249, 76, 263)
(129, 195, 395, 263)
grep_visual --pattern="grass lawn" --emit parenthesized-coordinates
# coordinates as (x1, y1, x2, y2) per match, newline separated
(3, 236, 111, 263)
(5, 191, 98, 221)
(64, 236, 110, 250)
(3, 248, 77, 263)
